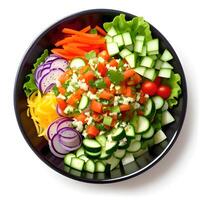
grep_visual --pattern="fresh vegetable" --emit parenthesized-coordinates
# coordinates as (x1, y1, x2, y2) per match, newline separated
(156, 85, 171, 99)
(141, 81, 158, 96)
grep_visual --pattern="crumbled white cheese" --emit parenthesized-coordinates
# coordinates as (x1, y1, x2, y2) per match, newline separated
(55, 80, 61, 87)
(114, 96, 120, 106)
(85, 112, 90, 117)
(134, 102, 141, 109)
(71, 73, 78, 83)
(115, 85, 121, 91)
(124, 63, 129, 67)
(99, 131, 106, 135)
(106, 64, 117, 71)
(86, 116, 93, 125)
(72, 119, 83, 132)
(120, 96, 134, 105)
(88, 58, 98, 66)
(120, 121, 127, 128)
(57, 94, 66, 100)
(67, 85, 75, 93)
(64, 105, 74, 114)
(136, 92, 141, 101)
(87, 91, 98, 100)
(77, 80, 88, 91)
(114, 122, 120, 128)
(145, 94, 149, 98)
(98, 57, 105, 63)
(110, 83, 115, 90)
(82, 130, 87, 137)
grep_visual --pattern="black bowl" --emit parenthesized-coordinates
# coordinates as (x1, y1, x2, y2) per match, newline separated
(14, 9, 187, 183)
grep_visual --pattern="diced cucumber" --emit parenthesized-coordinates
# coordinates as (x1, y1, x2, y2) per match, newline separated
(146, 39, 159, 52)
(136, 35, 145, 42)
(113, 34, 124, 48)
(79, 155, 89, 162)
(105, 140, 118, 154)
(134, 67, 146, 76)
(160, 49, 173, 61)
(136, 116, 150, 134)
(83, 139, 101, 152)
(133, 148, 148, 158)
(99, 147, 111, 160)
(158, 68, 172, 78)
(70, 157, 85, 171)
(141, 138, 154, 149)
(144, 68, 157, 81)
(70, 58, 85, 68)
(107, 42, 119, 56)
(122, 32, 132, 46)
(64, 153, 76, 166)
(76, 147, 85, 157)
(142, 125, 154, 139)
(125, 124, 135, 139)
(155, 59, 163, 70)
(96, 135, 106, 147)
(106, 156, 120, 170)
(125, 53, 136, 68)
(141, 56, 154, 68)
(118, 138, 130, 149)
(161, 110, 175, 126)
(105, 35, 113, 43)
(85, 150, 101, 159)
(134, 40, 144, 53)
(139, 46, 147, 57)
(153, 129, 167, 144)
(126, 44, 134, 51)
(148, 50, 159, 55)
(122, 152, 135, 165)
(152, 96, 164, 110)
(111, 127, 125, 141)
(161, 101, 169, 111)
(78, 95, 89, 110)
(103, 116, 113, 126)
(111, 106, 120, 113)
(107, 26, 117, 37)
(84, 159, 95, 173)
(135, 134, 142, 141)
(127, 140, 141, 152)
(95, 161, 106, 172)
(161, 62, 174, 69)
(119, 48, 132, 58)
(114, 149, 126, 159)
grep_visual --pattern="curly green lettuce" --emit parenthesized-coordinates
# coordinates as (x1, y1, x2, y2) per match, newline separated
(23, 49, 49, 97)
(103, 14, 152, 43)
(163, 72, 182, 108)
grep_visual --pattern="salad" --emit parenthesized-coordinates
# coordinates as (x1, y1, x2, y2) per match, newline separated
(23, 14, 182, 173)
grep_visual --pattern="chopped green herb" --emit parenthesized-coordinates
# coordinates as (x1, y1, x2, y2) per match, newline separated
(96, 124, 106, 131)
(94, 79, 107, 89)
(85, 50, 96, 60)
(107, 70, 124, 85)
(89, 80, 95, 87)
(52, 85, 59, 96)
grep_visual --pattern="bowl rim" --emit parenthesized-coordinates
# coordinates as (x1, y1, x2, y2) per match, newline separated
(13, 8, 187, 184)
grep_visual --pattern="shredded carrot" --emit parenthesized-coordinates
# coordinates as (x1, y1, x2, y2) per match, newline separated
(95, 25, 107, 36)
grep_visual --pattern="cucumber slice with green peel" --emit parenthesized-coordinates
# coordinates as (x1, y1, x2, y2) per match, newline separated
(85, 150, 101, 159)
(142, 126, 154, 139)
(78, 95, 89, 110)
(148, 50, 159, 55)
(136, 35, 145, 42)
(99, 147, 111, 160)
(119, 48, 132, 58)
(107, 26, 117, 37)
(134, 67, 146, 76)
(70, 157, 85, 171)
(114, 149, 126, 159)
(155, 59, 163, 70)
(139, 46, 147, 57)
(160, 49, 173, 61)
(64, 153, 76, 166)
(106, 156, 120, 170)
(141, 56, 154, 68)
(83, 139, 101, 152)
(158, 68, 172, 78)
(144, 99, 153, 117)
(152, 96, 164, 110)
(79, 155, 89, 162)
(70, 58, 85, 69)
(126, 44, 134, 51)
(111, 127, 125, 141)
(118, 138, 130, 149)
(125, 53, 136, 68)
(161, 101, 169, 111)
(134, 40, 144, 53)
(135, 116, 150, 134)
(125, 124, 135, 139)
(105, 140, 118, 154)
(84, 159, 95, 173)
(133, 148, 148, 158)
(96, 135, 106, 147)
(105, 35, 113, 43)
(127, 140, 141, 152)
(153, 129, 167, 144)
(141, 138, 154, 149)
(107, 42, 119, 56)
(146, 39, 159, 52)
(143, 68, 157, 81)
(135, 134, 142, 141)
(76, 147, 85, 157)
(95, 161, 106, 172)
(122, 32, 132, 46)
(122, 152, 135, 165)
(161, 62, 173, 69)
(113, 34, 124, 48)
(161, 110, 175, 126)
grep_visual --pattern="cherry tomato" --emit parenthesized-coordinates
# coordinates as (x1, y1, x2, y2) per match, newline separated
(141, 81, 158, 96)
(157, 85, 171, 99)
(154, 77, 161, 86)
(98, 50, 110, 61)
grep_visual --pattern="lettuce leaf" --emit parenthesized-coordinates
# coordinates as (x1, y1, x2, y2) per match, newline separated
(103, 14, 152, 42)
(23, 49, 49, 97)
(163, 71, 182, 108)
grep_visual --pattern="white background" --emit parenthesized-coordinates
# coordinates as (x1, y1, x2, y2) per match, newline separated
(0, 0, 199, 199)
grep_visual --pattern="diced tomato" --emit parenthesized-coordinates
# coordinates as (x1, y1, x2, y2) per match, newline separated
(97, 62, 107, 77)
(89, 86, 97, 94)
(119, 104, 131, 112)
(58, 87, 66, 95)
(104, 77, 111, 87)
(124, 87, 132, 97)
(75, 88, 85, 98)
(66, 95, 78, 106)
(74, 113, 87, 123)
(92, 112, 102, 122)
(59, 70, 72, 84)
(98, 50, 110, 61)
(109, 59, 118, 67)
(99, 90, 114, 100)
(57, 98, 68, 110)
(79, 65, 90, 74)
(87, 125, 100, 138)
(139, 90, 147, 104)
(81, 71, 96, 84)
(124, 69, 135, 80)
(90, 100, 102, 113)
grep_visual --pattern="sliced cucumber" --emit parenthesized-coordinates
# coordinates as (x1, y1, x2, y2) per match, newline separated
(133, 148, 148, 158)
(99, 147, 111, 160)
(84, 159, 95, 173)
(161, 110, 175, 126)
(76, 147, 85, 157)
(107, 42, 119, 56)
(78, 155, 89, 162)
(105, 35, 113, 43)
(64, 153, 76, 166)
(161, 101, 169, 111)
(158, 68, 172, 78)
(122, 32, 132, 46)
(127, 140, 141, 152)
(85, 150, 101, 159)
(135, 134, 142, 141)
(125, 124, 135, 139)
(83, 139, 101, 152)
(125, 53, 136, 68)
(95, 161, 106, 172)
(160, 49, 173, 62)
(139, 46, 147, 57)
(107, 26, 117, 37)
(122, 152, 135, 165)
(152, 96, 164, 110)
(161, 62, 173, 69)
(105, 140, 118, 154)
(153, 129, 167, 144)
(136, 116, 150, 134)
(143, 68, 156, 81)
(134, 67, 146, 76)
(134, 40, 144, 53)
(114, 149, 126, 159)
(144, 98, 153, 117)
(111, 127, 125, 141)
(141, 138, 154, 149)
(78, 95, 89, 110)
(118, 138, 130, 149)
(155, 59, 163, 70)
(70, 157, 85, 171)
(70, 58, 85, 68)
(142, 125, 154, 139)
(119, 48, 132, 58)
(113, 34, 124, 48)
(106, 156, 120, 170)
(146, 39, 159, 52)
(141, 56, 154, 68)
(96, 135, 106, 147)
(126, 44, 134, 51)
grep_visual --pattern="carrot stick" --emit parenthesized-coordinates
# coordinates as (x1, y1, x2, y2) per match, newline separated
(95, 25, 107, 36)
(55, 36, 75, 47)
(72, 36, 105, 45)
(80, 25, 91, 33)
(63, 43, 90, 49)
(51, 49, 84, 60)
(64, 46, 87, 56)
